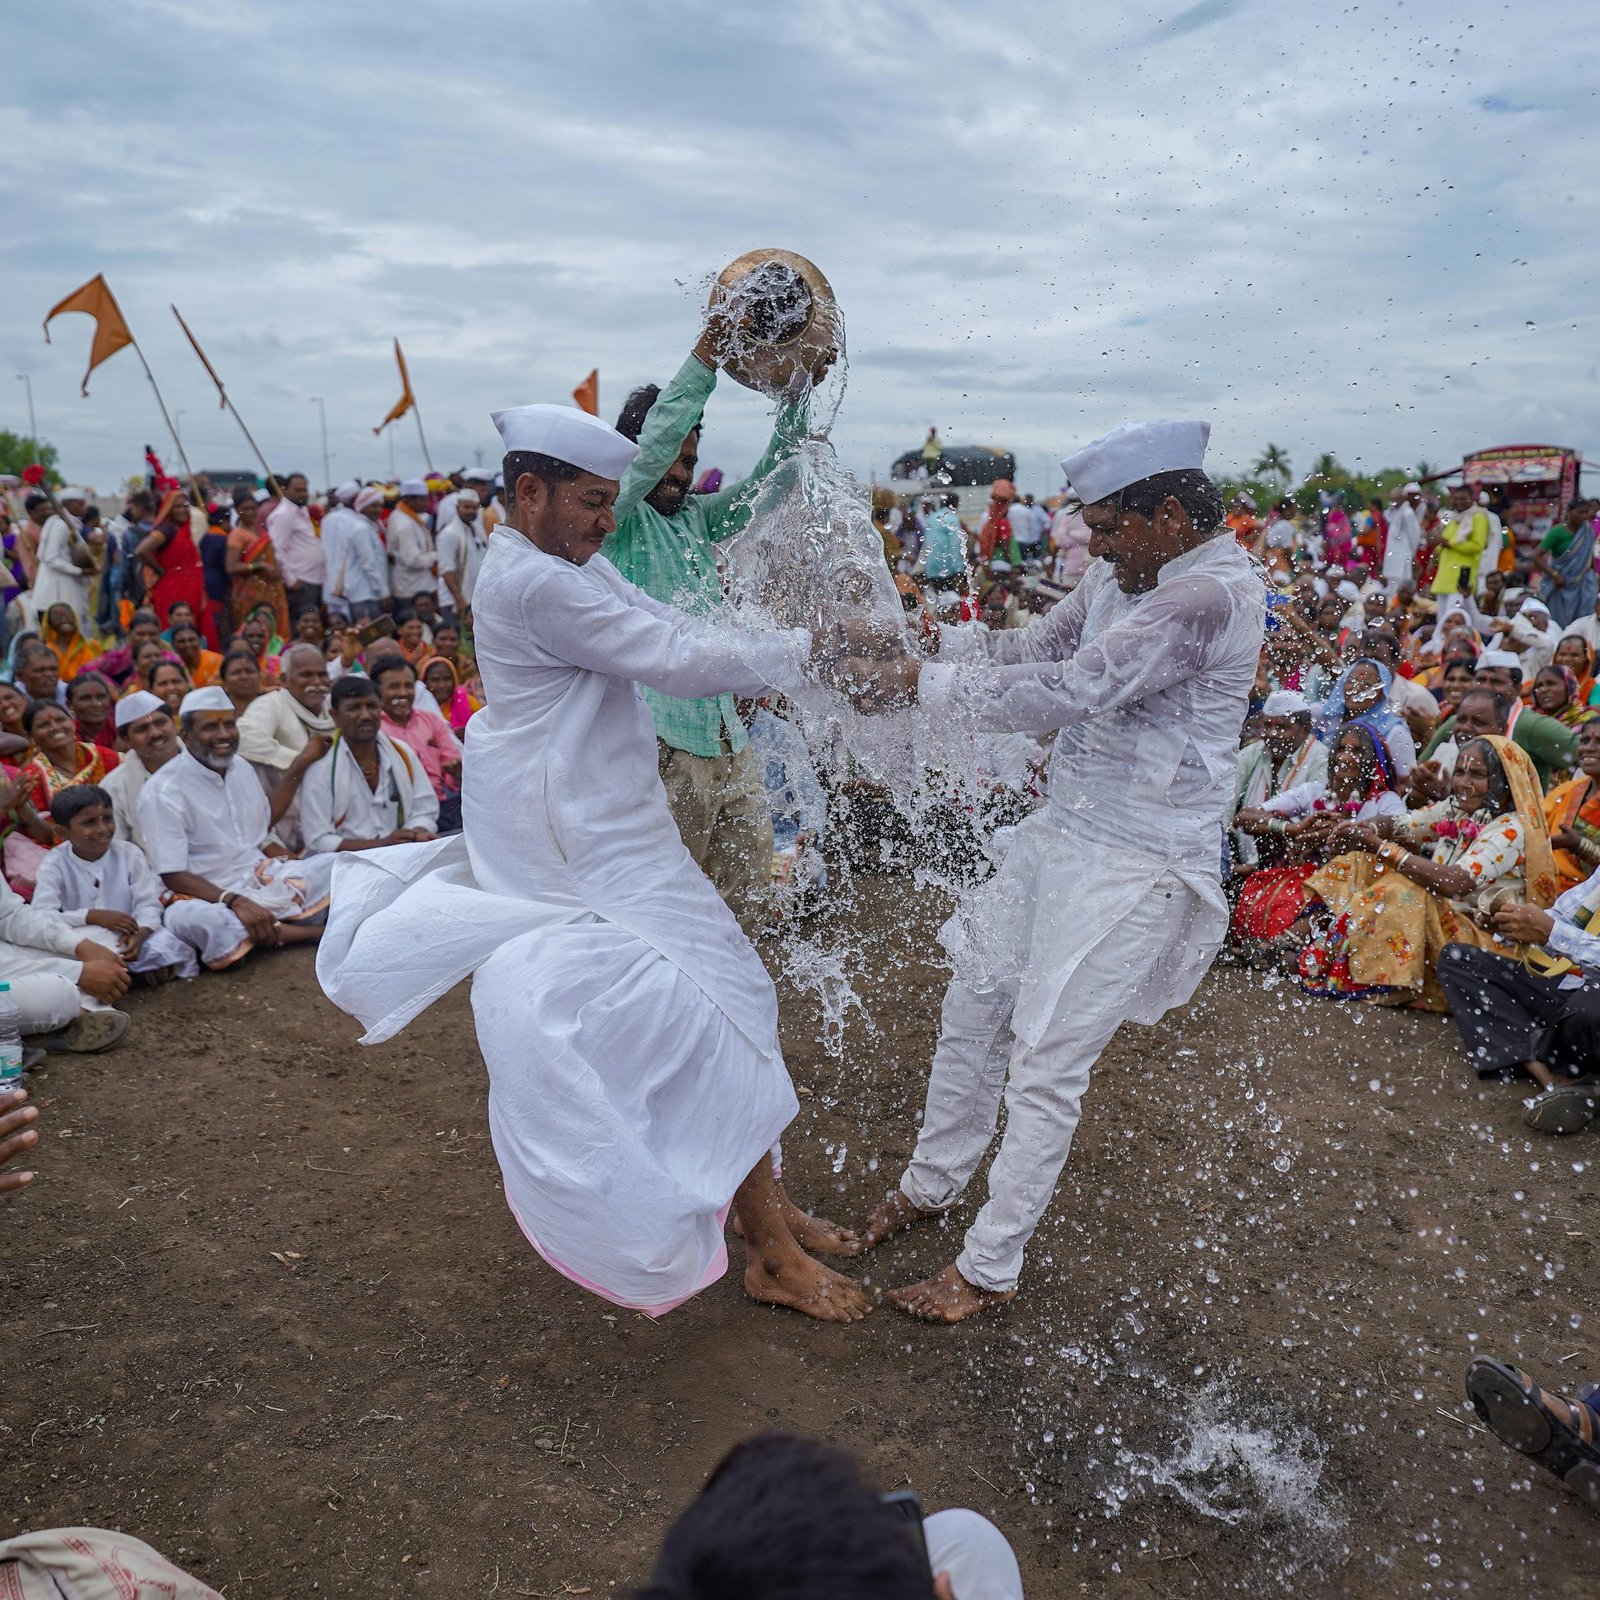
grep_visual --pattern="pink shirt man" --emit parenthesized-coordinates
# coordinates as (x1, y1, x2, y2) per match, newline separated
(380, 706, 461, 799)
(266, 499, 326, 587)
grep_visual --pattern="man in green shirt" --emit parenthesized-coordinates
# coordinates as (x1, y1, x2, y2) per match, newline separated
(603, 318, 824, 936)
(1416, 658, 1578, 793)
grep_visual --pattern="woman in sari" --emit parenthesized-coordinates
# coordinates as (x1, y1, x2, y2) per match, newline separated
(421, 655, 482, 737)
(168, 621, 223, 687)
(66, 671, 117, 755)
(1543, 720, 1600, 896)
(1535, 503, 1598, 630)
(1434, 658, 1480, 721)
(0, 756, 57, 896)
(429, 620, 477, 685)
(118, 638, 174, 704)
(1232, 722, 1403, 953)
(237, 607, 283, 688)
(146, 659, 194, 718)
(0, 682, 31, 763)
(1552, 634, 1598, 707)
(136, 490, 216, 647)
(219, 644, 264, 717)
(1530, 663, 1596, 739)
(1313, 657, 1418, 776)
(395, 608, 430, 668)
(1322, 497, 1355, 568)
(17, 700, 118, 819)
(225, 495, 291, 644)
(1297, 735, 1558, 1010)
(40, 603, 101, 680)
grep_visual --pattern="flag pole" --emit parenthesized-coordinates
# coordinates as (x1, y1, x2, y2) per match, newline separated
(169, 306, 282, 496)
(126, 338, 199, 497)
(412, 402, 436, 476)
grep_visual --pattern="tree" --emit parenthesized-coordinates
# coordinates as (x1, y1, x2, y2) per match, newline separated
(1305, 451, 1345, 487)
(1252, 443, 1291, 484)
(1413, 460, 1436, 482)
(0, 431, 60, 483)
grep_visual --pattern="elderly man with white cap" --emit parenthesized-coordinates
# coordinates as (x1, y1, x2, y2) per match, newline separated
(32, 486, 99, 626)
(1382, 482, 1424, 594)
(318, 400, 875, 1324)
(386, 478, 436, 606)
(1230, 687, 1327, 871)
(847, 420, 1265, 1322)
(137, 686, 335, 967)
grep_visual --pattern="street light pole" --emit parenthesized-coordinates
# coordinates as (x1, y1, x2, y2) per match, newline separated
(311, 396, 331, 490)
(14, 374, 37, 455)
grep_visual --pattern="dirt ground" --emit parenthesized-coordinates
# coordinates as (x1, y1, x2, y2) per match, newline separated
(4, 875, 1596, 1598)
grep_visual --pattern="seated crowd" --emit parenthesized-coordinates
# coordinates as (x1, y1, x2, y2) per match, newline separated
(1227, 498, 1600, 1137)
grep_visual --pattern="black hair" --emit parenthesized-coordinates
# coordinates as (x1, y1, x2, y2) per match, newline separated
(220, 645, 259, 674)
(1458, 686, 1513, 726)
(501, 450, 584, 504)
(330, 674, 380, 709)
(23, 494, 48, 514)
(370, 656, 416, 686)
(1117, 469, 1226, 537)
(65, 670, 112, 703)
(1455, 737, 1513, 816)
(635, 1434, 934, 1600)
(392, 606, 418, 625)
(128, 609, 160, 629)
(50, 783, 112, 829)
(170, 621, 202, 643)
(14, 640, 57, 672)
(22, 697, 68, 734)
(614, 385, 702, 446)
(1330, 721, 1387, 796)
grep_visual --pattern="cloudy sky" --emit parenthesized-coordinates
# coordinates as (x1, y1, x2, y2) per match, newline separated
(3, 0, 1597, 498)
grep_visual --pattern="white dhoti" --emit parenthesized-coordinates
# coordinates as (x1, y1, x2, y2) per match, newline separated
(162, 855, 334, 970)
(0, 942, 110, 1019)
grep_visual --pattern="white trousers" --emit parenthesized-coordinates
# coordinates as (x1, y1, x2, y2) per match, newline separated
(900, 887, 1178, 1292)
(0, 939, 110, 1028)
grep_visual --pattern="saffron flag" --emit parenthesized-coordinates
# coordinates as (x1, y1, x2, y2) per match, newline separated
(42, 274, 135, 396)
(573, 369, 599, 416)
(374, 340, 416, 435)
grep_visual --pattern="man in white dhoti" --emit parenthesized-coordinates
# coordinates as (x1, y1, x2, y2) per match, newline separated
(845, 421, 1265, 1321)
(138, 687, 335, 969)
(32, 488, 99, 626)
(317, 400, 873, 1321)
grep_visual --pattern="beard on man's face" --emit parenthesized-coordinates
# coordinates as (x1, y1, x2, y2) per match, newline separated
(645, 478, 690, 517)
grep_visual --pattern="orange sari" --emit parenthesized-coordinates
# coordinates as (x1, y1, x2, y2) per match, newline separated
(1543, 775, 1600, 896)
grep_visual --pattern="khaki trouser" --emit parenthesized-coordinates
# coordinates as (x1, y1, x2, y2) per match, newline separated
(658, 740, 774, 939)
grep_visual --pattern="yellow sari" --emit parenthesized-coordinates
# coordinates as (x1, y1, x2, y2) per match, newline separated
(1300, 736, 1557, 1010)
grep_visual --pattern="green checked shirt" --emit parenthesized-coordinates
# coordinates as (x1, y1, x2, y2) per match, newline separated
(603, 353, 806, 757)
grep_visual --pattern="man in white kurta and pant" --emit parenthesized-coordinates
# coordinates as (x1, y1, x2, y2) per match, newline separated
(1382, 483, 1424, 594)
(32, 489, 97, 625)
(851, 421, 1265, 1321)
(138, 687, 335, 969)
(316, 398, 873, 1323)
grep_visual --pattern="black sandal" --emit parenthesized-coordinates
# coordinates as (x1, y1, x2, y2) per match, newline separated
(1465, 1358, 1600, 1507)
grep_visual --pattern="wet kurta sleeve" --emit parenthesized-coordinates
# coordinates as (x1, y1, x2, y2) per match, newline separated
(612, 355, 718, 528)
(532, 560, 810, 700)
(919, 572, 1232, 735)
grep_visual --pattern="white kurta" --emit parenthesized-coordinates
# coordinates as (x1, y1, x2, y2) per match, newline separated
(33, 514, 92, 622)
(100, 752, 157, 860)
(901, 535, 1264, 1291)
(434, 517, 490, 609)
(298, 734, 439, 853)
(317, 529, 808, 1314)
(32, 840, 200, 977)
(137, 748, 335, 918)
(386, 506, 436, 602)
(1382, 503, 1422, 585)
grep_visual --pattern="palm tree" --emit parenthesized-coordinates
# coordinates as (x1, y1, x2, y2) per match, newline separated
(1252, 444, 1291, 484)
(1307, 451, 1344, 486)
(1413, 459, 1436, 482)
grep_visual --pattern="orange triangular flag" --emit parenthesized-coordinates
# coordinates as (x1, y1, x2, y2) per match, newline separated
(42, 274, 135, 396)
(573, 369, 599, 416)
(373, 339, 416, 434)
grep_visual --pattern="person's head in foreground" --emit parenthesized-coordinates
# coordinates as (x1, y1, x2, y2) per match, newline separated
(50, 784, 116, 863)
(1062, 421, 1223, 595)
(634, 1434, 990, 1600)
(1451, 736, 1512, 817)
(492, 403, 640, 567)
(179, 687, 240, 772)
(116, 692, 178, 770)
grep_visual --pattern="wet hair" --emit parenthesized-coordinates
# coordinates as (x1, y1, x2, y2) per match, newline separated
(501, 450, 584, 500)
(50, 783, 112, 829)
(1330, 722, 1387, 797)
(330, 674, 380, 710)
(1456, 737, 1513, 816)
(22, 697, 69, 735)
(614, 385, 701, 445)
(1116, 469, 1226, 537)
(370, 656, 416, 687)
(635, 1434, 934, 1600)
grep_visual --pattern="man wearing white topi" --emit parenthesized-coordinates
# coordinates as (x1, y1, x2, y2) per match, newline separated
(316, 401, 873, 1322)
(846, 421, 1265, 1321)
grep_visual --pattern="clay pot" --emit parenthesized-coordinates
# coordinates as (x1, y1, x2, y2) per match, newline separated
(709, 249, 841, 397)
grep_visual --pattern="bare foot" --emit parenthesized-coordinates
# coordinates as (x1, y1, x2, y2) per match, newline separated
(733, 1185, 863, 1257)
(860, 1189, 935, 1250)
(888, 1262, 1015, 1324)
(745, 1248, 875, 1323)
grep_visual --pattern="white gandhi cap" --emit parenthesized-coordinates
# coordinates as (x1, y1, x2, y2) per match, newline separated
(114, 689, 167, 729)
(1262, 689, 1311, 718)
(491, 404, 640, 482)
(1059, 421, 1211, 507)
(179, 685, 234, 717)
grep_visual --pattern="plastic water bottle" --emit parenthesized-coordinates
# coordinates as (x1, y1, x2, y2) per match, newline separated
(0, 982, 23, 1097)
